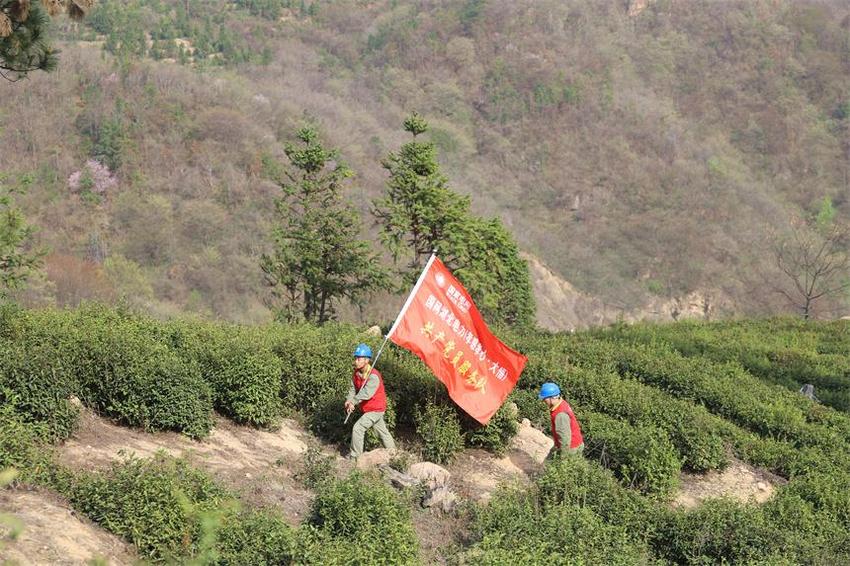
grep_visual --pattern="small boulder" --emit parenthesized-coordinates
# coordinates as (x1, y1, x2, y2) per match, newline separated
(408, 462, 451, 489)
(511, 425, 554, 464)
(521, 418, 531, 428)
(423, 486, 458, 514)
(356, 448, 392, 470)
(382, 466, 418, 489)
(366, 325, 382, 337)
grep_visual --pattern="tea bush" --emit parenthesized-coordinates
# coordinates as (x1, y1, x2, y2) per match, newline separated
(266, 323, 369, 413)
(308, 472, 419, 564)
(415, 400, 464, 464)
(581, 411, 681, 497)
(535, 456, 656, 536)
(162, 321, 283, 427)
(70, 454, 230, 562)
(462, 400, 519, 455)
(10, 306, 216, 438)
(215, 509, 296, 565)
(463, 485, 649, 565)
(0, 341, 79, 442)
(652, 499, 776, 564)
(295, 445, 337, 489)
(0, 402, 56, 486)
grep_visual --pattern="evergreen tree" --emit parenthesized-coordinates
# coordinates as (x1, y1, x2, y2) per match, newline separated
(261, 127, 390, 324)
(0, 0, 94, 80)
(373, 114, 536, 327)
(0, 180, 45, 299)
(373, 112, 469, 277)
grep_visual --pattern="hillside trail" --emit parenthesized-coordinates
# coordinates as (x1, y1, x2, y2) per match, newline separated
(2, 412, 784, 565)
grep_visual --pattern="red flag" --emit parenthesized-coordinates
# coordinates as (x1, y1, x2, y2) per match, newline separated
(387, 255, 527, 425)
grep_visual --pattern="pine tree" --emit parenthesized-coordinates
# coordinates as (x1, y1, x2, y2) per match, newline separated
(373, 114, 536, 327)
(260, 127, 390, 324)
(373, 112, 469, 278)
(0, 180, 45, 299)
(1, 0, 94, 80)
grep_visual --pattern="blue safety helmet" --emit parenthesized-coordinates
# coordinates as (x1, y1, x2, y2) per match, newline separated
(538, 382, 561, 400)
(353, 343, 372, 358)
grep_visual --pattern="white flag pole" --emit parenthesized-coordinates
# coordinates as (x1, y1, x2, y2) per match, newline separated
(371, 251, 437, 369)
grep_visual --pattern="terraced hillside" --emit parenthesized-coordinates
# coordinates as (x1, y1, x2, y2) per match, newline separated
(2, 305, 850, 563)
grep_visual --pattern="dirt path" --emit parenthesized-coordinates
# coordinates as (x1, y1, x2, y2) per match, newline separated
(0, 489, 135, 566)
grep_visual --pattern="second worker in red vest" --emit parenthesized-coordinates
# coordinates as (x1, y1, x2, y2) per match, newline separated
(538, 381, 584, 459)
(344, 343, 396, 459)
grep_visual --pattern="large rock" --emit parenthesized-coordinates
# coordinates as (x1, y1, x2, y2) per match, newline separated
(408, 462, 451, 489)
(356, 448, 392, 470)
(511, 423, 553, 464)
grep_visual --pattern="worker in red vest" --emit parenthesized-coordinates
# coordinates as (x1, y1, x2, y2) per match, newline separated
(344, 343, 396, 459)
(538, 382, 584, 458)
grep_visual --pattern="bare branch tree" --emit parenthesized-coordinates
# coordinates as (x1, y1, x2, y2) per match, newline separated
(773, 222, 850, 319)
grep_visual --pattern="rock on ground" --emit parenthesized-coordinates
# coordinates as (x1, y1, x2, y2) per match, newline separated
(355, 448, 392, 470)
(510, 421, 553, 464)
(408, 462, 451, 489)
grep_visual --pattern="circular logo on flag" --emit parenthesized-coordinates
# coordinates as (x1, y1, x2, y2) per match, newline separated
(435, 273, 446, 287)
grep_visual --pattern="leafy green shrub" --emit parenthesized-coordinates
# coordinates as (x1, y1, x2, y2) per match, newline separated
(462, 400, 518, 455)
(307, 392, 350, 444)
(266, 323, 368, 413)
(71, 308, 214, 438)
(509, 387, 549, 429)
(581, 411, 681, 497)
(163, 321, 283, 427)
(535, 456, 656, 536)
(463, 485, 649, 565)
(308, 472, 419, 564)
(415, 400, 463, 464)
(760, 488, 850, 564)
(295, 445, 337, 489)
(70, 454, 230, 562)
(652, 499, 776, 564)
(0, 341, 79, 442)
(780, 470, 850, 529)
(0, 403, 56, 486)
(377, 345, 448, 429)
(215, 509, 296, 565)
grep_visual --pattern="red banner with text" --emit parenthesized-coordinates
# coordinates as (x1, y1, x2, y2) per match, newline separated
(388, 257, 527, 425)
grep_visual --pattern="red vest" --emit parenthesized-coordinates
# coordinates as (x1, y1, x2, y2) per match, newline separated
(550, 400, 583, 449)
(352, 368, 387, 413)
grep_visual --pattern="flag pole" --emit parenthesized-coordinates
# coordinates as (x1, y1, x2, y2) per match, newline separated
(371, 251, 437, 369)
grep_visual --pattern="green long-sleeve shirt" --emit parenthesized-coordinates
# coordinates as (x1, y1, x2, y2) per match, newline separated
(346, 372, 379, 405)
(554, 411, 572, 455)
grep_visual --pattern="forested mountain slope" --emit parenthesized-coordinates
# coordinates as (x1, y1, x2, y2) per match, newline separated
(2, 0, 848, 323)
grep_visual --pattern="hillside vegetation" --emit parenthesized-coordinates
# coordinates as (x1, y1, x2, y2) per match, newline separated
(2, 305, 850, 563)
(2, 0, 849, 323)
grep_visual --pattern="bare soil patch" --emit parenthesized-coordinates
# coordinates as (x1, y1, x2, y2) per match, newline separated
(0, 488, 134, 566)
(673, 457, 786, 508)
(59, 410, 318, 524)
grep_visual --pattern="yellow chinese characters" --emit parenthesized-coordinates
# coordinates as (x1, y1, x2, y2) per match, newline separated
(465, 369, 486, 393)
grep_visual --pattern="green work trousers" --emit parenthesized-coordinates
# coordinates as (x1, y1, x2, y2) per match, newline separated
(350, 411, 395, 458)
